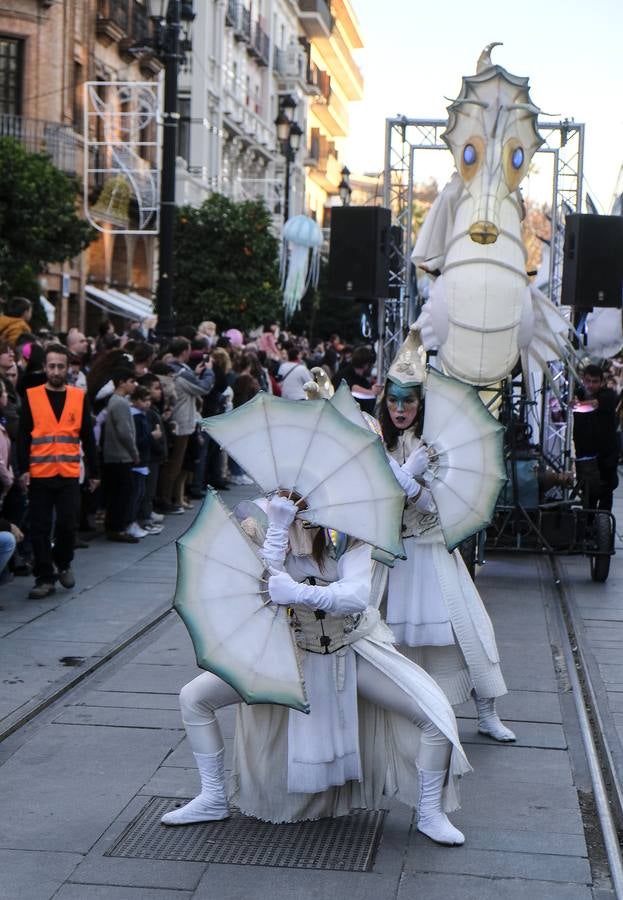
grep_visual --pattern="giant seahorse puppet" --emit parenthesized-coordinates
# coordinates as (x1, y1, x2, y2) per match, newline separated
(413, 43, 575, 388)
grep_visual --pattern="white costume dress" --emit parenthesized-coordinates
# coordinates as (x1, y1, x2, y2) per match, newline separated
(231, 533, 470, 823)
(165, 507, 471, 839)
(386, 430, 507, 705)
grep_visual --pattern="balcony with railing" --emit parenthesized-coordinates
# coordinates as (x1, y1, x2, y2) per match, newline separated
(222, 74, 273, 149)
(233, 4, 251, 42)
(298, 0, 333, 39)
(225, 0, 237, 27)
(97, 0, 130, 43)
(131, 1, 150, 43)
(0, 114, 79, 175)
(307, 128, 341, 191)
(248, 20, 269, 66)
(308, 63, 330, 101)
(101, 2, 159, 75)
(318, 16, 364, 101)
(312, 84, 348, 137)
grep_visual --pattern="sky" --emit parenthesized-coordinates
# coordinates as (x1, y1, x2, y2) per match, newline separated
(344, 0, 623, 211)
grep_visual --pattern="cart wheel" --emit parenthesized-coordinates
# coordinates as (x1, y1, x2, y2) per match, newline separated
(459, 535, 477, 581)
(590, 512, 612, 583)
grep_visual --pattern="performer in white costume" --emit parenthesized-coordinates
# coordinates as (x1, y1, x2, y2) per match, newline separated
(163, 493, 471, 845)
(379, 334, 515, 742)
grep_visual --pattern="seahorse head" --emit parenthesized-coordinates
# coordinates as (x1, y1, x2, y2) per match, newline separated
(442, 44, 543, 244)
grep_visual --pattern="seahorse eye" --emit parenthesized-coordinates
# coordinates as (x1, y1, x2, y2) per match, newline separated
(463, 144, 477, 165)
(511, 147, 524, 169)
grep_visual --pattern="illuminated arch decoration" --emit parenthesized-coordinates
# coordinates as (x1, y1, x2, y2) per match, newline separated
(84, 81, 160, 235)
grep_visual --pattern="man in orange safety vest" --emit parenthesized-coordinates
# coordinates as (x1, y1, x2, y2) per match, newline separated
(18, 343, 99, 599)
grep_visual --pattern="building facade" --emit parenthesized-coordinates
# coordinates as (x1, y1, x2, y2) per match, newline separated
(0, 0, 159, 331)
(0, 1, 365, 330)
(175, 0, 364, 228)
(302, 0, 363, 225)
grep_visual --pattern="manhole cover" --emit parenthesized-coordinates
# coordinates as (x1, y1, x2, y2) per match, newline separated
(105, 797, 385, 871)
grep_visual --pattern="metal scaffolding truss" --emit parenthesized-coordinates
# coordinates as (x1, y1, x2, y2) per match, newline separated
(380, 115, 585, 379)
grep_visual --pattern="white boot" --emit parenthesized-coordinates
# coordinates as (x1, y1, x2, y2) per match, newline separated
(475, 695, 516, 742)
(416, 768, 465, 845)
(161, 749, 230, 825)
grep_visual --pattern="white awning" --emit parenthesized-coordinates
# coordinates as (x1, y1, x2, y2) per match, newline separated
(39, 295, 56, 326)
(85, 285, 154, 321)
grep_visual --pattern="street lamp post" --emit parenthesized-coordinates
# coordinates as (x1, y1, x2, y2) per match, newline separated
(147, 1, 195, 341)
(338, 165, 352, 206)
(275, 95, 302, 221)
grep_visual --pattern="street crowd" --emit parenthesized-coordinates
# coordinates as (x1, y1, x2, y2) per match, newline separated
(0, 296, 380, 599)
(1, 293, 622, 602)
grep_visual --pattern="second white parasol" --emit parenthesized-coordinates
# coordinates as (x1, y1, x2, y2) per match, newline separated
(203, 392, 405, 559)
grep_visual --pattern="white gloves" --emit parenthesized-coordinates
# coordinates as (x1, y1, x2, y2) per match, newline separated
(401, 444, 429, 478)
(268, 570, 305, 606)
(388, 455, 421, 499)
(261, 496, 298, 570)
(268, 569, 363, 616)
(387, 454, 437, 512)
(267, 496, 298, 529)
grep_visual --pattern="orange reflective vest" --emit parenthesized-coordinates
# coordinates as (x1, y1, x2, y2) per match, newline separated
(27, 384, 84, 479)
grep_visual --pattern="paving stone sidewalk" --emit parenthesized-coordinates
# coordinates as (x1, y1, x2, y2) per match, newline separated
(1, 523, 612, 898)
(0, 485, 257, 736)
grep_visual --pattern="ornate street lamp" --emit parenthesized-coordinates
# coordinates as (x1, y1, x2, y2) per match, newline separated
(275, 95, 302, 221)
(338, 165, 352, 206)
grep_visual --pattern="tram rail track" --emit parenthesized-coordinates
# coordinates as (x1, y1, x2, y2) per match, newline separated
(0, 603, 174, 745)
(549, 554, 623, 898)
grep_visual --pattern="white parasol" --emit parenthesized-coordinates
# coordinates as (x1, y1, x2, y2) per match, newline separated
(174, 489, 308, 713)
(203, 392, 405, 559)
(423, 368, 506, 550)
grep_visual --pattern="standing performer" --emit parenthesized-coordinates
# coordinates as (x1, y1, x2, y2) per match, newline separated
(163, 494, 471, 845)
(379, 335, 515, 742)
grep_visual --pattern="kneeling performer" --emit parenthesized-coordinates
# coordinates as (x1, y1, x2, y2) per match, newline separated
(163, 495, 471, 845)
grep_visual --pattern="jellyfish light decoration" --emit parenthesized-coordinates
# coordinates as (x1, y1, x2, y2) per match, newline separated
(280, 215, 323, 321)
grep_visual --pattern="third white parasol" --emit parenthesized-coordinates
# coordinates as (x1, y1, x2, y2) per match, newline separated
(422, 368, 507, 551)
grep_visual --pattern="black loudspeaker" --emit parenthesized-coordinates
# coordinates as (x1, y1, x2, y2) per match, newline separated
(328, 207, 391, 301)
(561, 214, 623, 309)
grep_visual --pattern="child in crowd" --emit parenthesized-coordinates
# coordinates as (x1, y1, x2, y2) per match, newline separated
(137, 374, 167, 531)
(102, 368, 139, 543)
(127, 385, 159, 539)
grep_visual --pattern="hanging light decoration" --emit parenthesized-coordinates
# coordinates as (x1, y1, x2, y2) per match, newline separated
(279, 214, 323, 321)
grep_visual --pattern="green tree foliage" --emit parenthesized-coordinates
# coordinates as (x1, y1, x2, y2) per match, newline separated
(173, 194, 283, 331)
(0, 137, 95, 305)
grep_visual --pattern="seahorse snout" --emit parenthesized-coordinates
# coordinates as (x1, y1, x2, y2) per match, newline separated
(469, 221, 499, 244)
(469, 222, 500, 244)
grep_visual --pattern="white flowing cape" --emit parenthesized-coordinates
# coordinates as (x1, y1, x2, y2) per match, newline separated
(232, 600, 471, 822)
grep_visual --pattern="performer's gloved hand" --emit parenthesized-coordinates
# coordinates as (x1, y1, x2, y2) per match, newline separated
(262, 497, 298, 570)
(401, 445, 429, 479)
(267, 496, 298, 531)
(387, 454, 420, 499)
(267, 569, 300, 606)
(268, 568, 362, 615)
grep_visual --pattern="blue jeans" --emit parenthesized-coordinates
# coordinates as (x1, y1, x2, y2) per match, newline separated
(0, 531, 16, 576)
